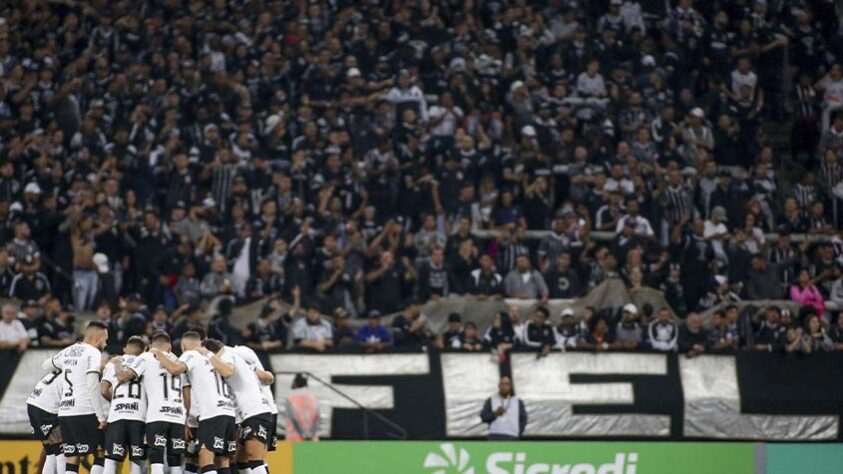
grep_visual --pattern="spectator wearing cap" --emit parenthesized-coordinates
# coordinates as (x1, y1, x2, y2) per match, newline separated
(680, 107, 714, 164)
(442, 313, 463, 349)
(648, 308, 679, 352)
(8, 254, 50, 301)
(391, 303, 431, 347)
(246, 299, 289, 352)
(504, 255, 549, 301)
(292, 307, 334, 353)
(171, 303, 205, 349)
(17, 300, 43, 347)
(0, 304, 28, 352)
(92, 252, 117, 310)
(554, 308, 580, 350)
(355, 311, 393, 352)
(753, 306, 788, 352)
(523, 306, 555, 357)
(745, 249, 801, 301)
(615, 303, 643, 350)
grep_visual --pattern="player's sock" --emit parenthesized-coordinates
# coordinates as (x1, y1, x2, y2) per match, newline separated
(56, 454, 67, 474)
(91, 457, 105, 474)
(130, 460, 145, 474)
(103, 459, 118, 474)
(151, 463, 165, 474)
(236, 462, 249, 474)
(247, 461, 266, 474)
(43, 445, 57, 474)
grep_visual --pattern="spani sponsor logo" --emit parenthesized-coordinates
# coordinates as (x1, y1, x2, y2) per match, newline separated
(423, 444, 639, 474)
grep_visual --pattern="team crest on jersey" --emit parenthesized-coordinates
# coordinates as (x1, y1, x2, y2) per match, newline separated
(131, 446, 145, 457)
(241, 426, 252, 437)
(111, 444, 125, 457)
(213, 437, 224, 450)
(257, 425, 268, 439)
(172, 439, 186, 450)
(227, 441, 237, 452)
(154, 435, 167, 447)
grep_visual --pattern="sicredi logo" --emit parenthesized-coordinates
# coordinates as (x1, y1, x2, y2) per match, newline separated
(423, 444, 638, 474)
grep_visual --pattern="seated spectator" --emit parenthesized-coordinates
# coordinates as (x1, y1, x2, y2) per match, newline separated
(17, 300, 43, 348)
(333, 310, 356, 349)
(678, 313, 710, 358)
(0, 304, 28, 352)
(577, 316, 616, 352)
(804, 314, 834, 352)
(355, 311, 393, 353)
(615, 303, 642, 350)
(828, 312, 843, 351)
(751, 306, 786, 352)
(391, 304, 431, 347)
(453, 322, 483, 352)
(485, 311, 518, 359)
(698, 275, 741, 311)
(442, 313, 463, 348)
(468, 254, 503, 299)
(39, 306, 76, 348)
(504, 255, 549, 301)
(827, 271, 843, 313)
(246, 301, 288, 351)
(554, 309, 580, 350)
(523, 306, 555, 357)
(292, 307, 334, 353)
(708, 310, 738, 353)
(543, 253, 583, 299)
(790, 270, 826, 319)
(201, 256, 235, 301)
(785, 327, 811, 354)
(648, 308, 678, 352)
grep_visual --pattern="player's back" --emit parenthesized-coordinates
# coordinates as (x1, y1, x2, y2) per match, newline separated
(224, 349, 271, 420)
(130, 351, 186, 424)
(230, 345, 278, 415)
(103, 354, 146, 423)
(178, 349, 235, 420)
(26, 370, 63, 414)
(52, 342, 102, 417)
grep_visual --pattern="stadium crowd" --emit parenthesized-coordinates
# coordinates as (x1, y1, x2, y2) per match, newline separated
(1, 0, 843, 355)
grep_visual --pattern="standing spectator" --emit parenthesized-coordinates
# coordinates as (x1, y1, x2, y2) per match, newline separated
(9, 255, 51, 301)
(70, 212, 97, 310)
(418, 248, 449, 302)
(285, 374, 320, 442)
(365, 251, 415, 315)
(678, 313, 709, 357)
(354, 311, 393, 353)
(815, 64, 843, 132)
(504, 255, 549, 301)
(292, 307, 334, 353)
(468, 254, 504, 299)
(246, 301, 289, 352)
(648, 308, 678, 352)
(0, 304, 28, 352)
(480, 376, 528, 441)
(543, 253, 583, 299)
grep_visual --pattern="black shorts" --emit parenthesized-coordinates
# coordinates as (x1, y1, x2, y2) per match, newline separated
(197, 415, 237, 455)
(146, 421, 186, 454)
(59, 414, 103, 456)
(239, 412, 272, 445)
(268, 414, 277, 451)
(105, 420, 146, 460)
(28, 405, 59, 441)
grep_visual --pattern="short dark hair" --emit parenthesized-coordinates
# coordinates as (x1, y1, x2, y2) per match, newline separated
(293, 373, 308, 388)
(182, 331, 201, 342)
(126, 336, 146, 351)
(151, 331, 171, 344)
(87, 321, 108, 332)
(535, 306, 550, 318)
(202, 338, 224, 353)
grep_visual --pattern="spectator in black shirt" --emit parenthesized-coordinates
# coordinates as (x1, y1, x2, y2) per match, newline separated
(317, 254, 356, 317)
(543, 252, 583, 299)
(9, 255, 51, 301)
(391, 303, 432, 347)
(448, 239, 477, 295)
(678, 313, 710, 358)
(245, 259, 283, 302)
(332, 309, 356, 349)
(523, 306, 555, 357)
(365, 251, 415, 315)
(578, 317, 616, 352)
(94, 301, 122, 354)
(468, 254, 503, 299)
(17, 300, 43, 348)
(752, 306, 788, 352)
(246, 302, 288, 351)
(39, 308, 76, 348)
(418, 248, 449, 302)
(484, 311, 518, 359)
(453, 322, 484, 352)
(441, 313, 463, 348)
(147, 305, 175, 341)
(208, 297, 243, 346)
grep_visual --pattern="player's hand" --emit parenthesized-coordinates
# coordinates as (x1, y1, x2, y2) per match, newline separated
(185, 427, 194, 442)
(111, 356, 123, 366)
(98, 421, 108, 430)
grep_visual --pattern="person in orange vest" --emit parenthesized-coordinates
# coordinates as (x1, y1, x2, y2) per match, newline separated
(284, 373, 320, 441)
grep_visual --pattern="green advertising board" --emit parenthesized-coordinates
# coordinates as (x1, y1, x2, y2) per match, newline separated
(766, 444, 843, 474)
(293, 441, 754, 474)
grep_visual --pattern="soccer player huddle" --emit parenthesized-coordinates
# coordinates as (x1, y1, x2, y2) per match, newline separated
(26, 321, 279, 474)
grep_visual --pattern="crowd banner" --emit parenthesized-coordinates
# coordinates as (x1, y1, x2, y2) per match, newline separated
(292, 441, 755, 474)
(1, 350, 842, 441)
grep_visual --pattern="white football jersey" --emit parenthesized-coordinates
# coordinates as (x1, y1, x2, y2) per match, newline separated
(103, 355, 147, 423)
(26, 370, 63, 414)
(179, 350, 235, 420)
(182, 374, 199, 428)
(230, 346, 277, 415)
(128, 352, 187, 424)
(51, 343, 103, 417)
(223, 348, 271, 421)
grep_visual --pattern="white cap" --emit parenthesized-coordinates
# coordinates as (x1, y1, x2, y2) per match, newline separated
(623, 303, 638, 314)
(641, 55, 656, 67)
(93, 253, 109, 273)
(561, 308, 575, 317)
(265, 114, 281, 132)
(24, 182, 41, 194)
(690, 107, 705, 118)
(346, 67, 362, 78)
(521, 125, 537, 137)
(202, 197, 217, 208)
(510, 80, 525, 92)
(715, 275, 728, 286)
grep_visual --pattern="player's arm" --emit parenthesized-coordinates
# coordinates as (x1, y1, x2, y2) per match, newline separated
(113, 356, 139, 383)
(101, 379, 113, 401)
(255, 368, 274, 385)
(196, 346, 235, 378)
(151, 348, 188, 375)
(42, 352, 62, 372)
